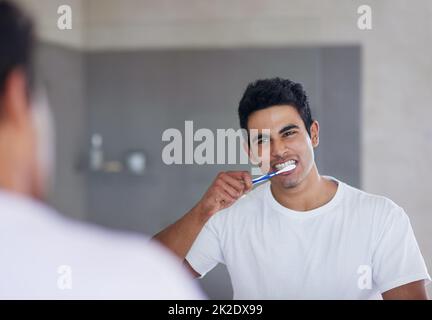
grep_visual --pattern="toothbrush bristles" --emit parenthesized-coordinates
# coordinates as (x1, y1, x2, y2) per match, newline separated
(276, 164, 296, 174)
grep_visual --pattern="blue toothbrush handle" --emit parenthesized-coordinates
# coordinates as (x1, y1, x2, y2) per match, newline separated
(252, 172, 277, 185)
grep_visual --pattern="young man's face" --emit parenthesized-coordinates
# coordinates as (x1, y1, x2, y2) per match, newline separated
(247, 105, 319, 189)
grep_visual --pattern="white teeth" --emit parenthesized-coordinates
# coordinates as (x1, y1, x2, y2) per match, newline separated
(275, 160, 296, 170)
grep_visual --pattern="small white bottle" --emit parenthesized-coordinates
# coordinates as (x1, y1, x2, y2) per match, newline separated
(90, 133, 104, 171)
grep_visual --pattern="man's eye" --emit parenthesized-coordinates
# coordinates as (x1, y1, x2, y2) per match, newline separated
(257, 137, 269, 145)
(283, 131, 295, 137)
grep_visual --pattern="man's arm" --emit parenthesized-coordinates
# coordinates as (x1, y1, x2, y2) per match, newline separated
(153, 171, 252, 277)
(382, 280, 429, 300)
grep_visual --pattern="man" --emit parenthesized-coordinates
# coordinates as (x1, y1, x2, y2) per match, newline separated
(155, 77, 430, 299)
(0, 1, 203, 299)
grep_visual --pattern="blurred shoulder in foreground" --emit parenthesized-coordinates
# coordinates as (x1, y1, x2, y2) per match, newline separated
(0, 0, 204, 299)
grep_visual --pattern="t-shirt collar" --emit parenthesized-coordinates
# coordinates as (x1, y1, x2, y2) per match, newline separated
(265, 176, 345, 218)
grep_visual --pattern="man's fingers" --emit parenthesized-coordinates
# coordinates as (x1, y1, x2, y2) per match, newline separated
(224, 171, 253, 191)
(241, 171, 253, 191)
(224, 171, 249, 180)
(218, 171, 253, 194)
(215, 188, 236, 205)
(220, 173, 246, 194)
(229, 171, 252, 192)
(217, 180, 240, 199)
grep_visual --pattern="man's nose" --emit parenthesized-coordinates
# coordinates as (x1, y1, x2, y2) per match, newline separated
(270, 139, 287, 159)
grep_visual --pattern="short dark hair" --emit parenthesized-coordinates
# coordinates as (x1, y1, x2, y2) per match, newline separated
(0, 1, 34, 98)
(238, 77, 314, 137)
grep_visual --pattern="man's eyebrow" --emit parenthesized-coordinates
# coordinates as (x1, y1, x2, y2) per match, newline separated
(279, 124, 299, 134)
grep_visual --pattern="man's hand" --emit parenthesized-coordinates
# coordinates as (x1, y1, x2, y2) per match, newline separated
(195, 171, 253, 221)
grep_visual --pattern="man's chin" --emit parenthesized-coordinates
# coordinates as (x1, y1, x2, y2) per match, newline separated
(272, 175, 300, 189)
(281, 180, 300, 189)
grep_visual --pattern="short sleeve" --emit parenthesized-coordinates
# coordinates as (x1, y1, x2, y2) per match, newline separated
(185, 215, 225, 278)
(372, 206, 431, 293)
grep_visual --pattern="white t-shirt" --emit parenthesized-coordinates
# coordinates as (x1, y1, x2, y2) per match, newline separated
(186, 177, 430, 299)
(0, 190, 204, 299)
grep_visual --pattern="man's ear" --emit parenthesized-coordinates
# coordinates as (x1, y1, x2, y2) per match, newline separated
(310, 120, 320, 148)
(1, 68, 29, 126)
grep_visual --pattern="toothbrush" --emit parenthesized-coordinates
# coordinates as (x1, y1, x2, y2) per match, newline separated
(252, 164, 296, 185)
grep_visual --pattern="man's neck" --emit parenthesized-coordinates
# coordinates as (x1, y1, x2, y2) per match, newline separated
(270, 165, 338, 212)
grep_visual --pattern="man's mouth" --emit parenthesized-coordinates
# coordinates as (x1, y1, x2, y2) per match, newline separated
(273, 159, 298, 172)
